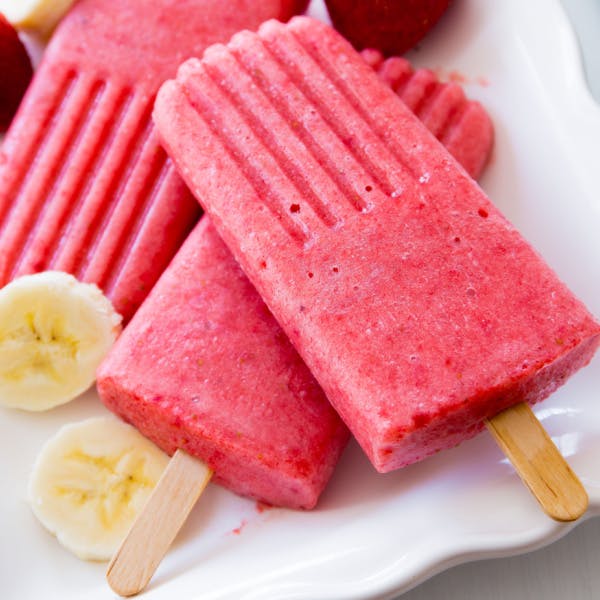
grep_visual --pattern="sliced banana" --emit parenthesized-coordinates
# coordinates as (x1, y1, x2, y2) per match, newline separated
(0, 0, 76, 35)
(28, 416, 170, 561)
(0, 271, 121, 411)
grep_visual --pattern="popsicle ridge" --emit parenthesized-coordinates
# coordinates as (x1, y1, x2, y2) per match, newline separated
(180, 66, 311, 245)
(0, 67, 79, 276)
(10, 77, 109, 278)
(52, 95, 156, 279)
(242, 33, 388, 205)
(172, 21, 433, 242)
(262, 25, 403, 196)
(402, 81, 491, 179)
(377, 58, 413, 91)
(203, 50, 341, 229)
(361, 52, 454, 131)
(97, 145, 171, 297)
(43, 82, 136, 272)
(441, 102, 493, 179)
(0, 68, 76, 228)
(360, 52, 405, 84)
(422, 84, 467, 139)
(283, 26, 424, 184)
(228, 36, 377, 215)
(68, 103, 160, 282)
(0, 67, 173, 311)
(304, 34, 453, 189)
(398, 68, 438, 115)
(362, 49, 493, 179)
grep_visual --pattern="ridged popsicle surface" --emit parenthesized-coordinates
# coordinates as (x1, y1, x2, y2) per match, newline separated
(0, 0, 300, 320)
(97, 32, 494, 507)
(361, 49, 493, 180)
(154, 17, 600, 472)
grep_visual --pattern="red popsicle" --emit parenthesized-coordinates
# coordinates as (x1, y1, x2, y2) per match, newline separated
(99, 40, 496, 591)
(153, 16, 599, 492)
(0, 0, 303, 321)
(98, 218, 349, 510)
(361, 48, 493, 179)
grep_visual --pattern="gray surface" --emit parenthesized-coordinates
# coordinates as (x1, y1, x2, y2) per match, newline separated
(396, 1, 600, 598)
(561, 0, 600, 102)
(398, 517, 600, 599)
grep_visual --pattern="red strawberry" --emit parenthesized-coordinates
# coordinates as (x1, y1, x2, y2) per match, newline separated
(0, 13, 33, 132)
(280, 0, 311, 21)
(324, 0, 452, 56)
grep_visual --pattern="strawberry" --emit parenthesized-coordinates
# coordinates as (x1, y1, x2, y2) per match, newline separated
(0, 13, 33, 132)
(324, 0, 452, 56)
(281, 0, 311, 20)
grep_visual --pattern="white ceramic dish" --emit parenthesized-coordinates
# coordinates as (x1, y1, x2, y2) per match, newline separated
(2, 0, 599, 598)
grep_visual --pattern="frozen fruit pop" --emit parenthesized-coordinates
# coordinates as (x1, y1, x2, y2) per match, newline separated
(97, 47, 488, 511)
(99, 62, 494, 595)
(98, 218, 349, 596)
(0, 0, 304, 321)
(97, 218, 349, 511)
(96, 85, 488, 506)
(98, 46, 490, 504)
(153, 17, 600, 480)
(361, 48, 493, 180)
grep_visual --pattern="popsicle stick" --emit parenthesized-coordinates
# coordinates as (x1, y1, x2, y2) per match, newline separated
(485, 402, 588, 522)
(107, 449, 213, 597)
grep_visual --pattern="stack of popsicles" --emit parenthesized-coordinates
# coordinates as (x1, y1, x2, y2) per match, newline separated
(97, 28, 500, 512)
(148, 16, 599, 476)
(98, 88, 488, 508)
(0, 0, 504, 510)
(4, 0, 597, 540)
(97, 13, 508, 589)
(2, 1, 597, 595)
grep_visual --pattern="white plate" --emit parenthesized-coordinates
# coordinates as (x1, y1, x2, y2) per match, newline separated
(2, 0, 600, 598)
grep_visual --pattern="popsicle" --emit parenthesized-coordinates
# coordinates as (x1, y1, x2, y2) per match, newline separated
(97, 57, 490, 512)
(153, 17, 599, 492)
(99, 59, 495, 594)
(97, 217, 349, 510)
(361, 48, 493, 180)
(0, 0, 304, 321)
(97, 218, 349, 596)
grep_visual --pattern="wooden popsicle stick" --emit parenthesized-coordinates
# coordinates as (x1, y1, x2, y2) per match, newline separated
(485, 402, 588, 522)
(107, 449, 213, 597)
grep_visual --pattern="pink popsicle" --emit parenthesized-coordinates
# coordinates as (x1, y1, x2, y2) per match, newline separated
(153, 17, 600, 473)
(96, 56, 492, 509)
(0, 0, 303, 321)
(361, 48, 493, 180)
(97, 218, 349, 510)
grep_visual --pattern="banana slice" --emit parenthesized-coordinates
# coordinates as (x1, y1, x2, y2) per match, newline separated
(0, 0, 76, 35)
(0, 271, 121, 411)
(28, 416, 170, 561)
